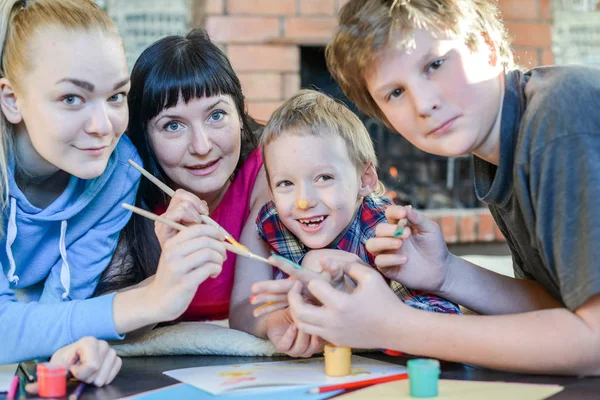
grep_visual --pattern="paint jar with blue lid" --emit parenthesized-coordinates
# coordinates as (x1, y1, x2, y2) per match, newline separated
(407, 358, 440, 398)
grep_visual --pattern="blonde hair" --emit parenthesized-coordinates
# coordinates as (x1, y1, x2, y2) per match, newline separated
(326, 0, 514, 126)
(260, 89, 385, 196)
(0, 0, 119, 225)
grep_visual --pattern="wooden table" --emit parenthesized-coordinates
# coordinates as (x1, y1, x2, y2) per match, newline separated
(6, 353, 600, 399)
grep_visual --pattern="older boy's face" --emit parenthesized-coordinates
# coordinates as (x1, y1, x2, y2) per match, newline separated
(365, 29, 504, 159)
(265, 134, 363, 249)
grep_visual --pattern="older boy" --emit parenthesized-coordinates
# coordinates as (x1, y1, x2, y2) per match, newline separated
(285, 0, 600, 375)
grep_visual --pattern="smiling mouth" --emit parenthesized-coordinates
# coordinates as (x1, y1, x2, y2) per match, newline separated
(76, 145, 108, 151)
(297, 215, 327, 227)
(186, 159, 219, 169)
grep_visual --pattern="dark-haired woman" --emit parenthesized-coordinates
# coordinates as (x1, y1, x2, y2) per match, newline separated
(97, 29, 323, 357)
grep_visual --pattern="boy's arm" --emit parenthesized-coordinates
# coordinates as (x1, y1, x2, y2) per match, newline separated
(369, 206, 561, 315)
(385, 293, 600, 375)
(289, 263, 600, 376)
(437, 254, 562, 314)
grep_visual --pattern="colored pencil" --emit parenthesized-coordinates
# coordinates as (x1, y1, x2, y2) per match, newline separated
(6, 375, 19, 400)
(307, 373, 408, 394)
(68, 382, 87, 400)
(127, 159, 248, 251)
(122, 203, 273, 265)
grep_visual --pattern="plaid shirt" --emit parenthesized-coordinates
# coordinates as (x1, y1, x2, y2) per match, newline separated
(256, 195, 461, 314)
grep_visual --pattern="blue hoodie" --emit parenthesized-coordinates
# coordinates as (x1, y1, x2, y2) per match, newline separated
(0, 136, 141, 363)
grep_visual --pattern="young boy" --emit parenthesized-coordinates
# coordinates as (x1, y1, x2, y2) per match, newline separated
(284, 0, 600, 375)
(251, 89, 460, 356)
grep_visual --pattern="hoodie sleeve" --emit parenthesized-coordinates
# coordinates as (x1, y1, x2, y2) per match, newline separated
(0, 144, 141, 364)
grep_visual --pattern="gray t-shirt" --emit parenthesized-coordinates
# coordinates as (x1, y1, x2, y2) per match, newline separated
(474, 66, 600, 310)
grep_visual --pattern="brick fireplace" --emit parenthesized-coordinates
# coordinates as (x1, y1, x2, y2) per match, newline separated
(194, 0, 555, 245)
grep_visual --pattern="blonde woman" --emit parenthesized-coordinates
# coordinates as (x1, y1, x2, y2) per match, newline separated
(0, 0, 224, 373)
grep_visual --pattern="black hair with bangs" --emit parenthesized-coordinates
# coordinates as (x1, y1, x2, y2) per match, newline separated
(95, 29, 260, 295)
(128, 28, 259, 211)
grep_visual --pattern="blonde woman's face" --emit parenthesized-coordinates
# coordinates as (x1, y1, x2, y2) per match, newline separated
(265, 134, 364, 249)
(13, 27, 130, 179)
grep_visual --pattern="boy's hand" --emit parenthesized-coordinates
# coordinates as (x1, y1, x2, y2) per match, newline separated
(287, 262, 407, 349)
(366, 205, 451, 294)
(250, 278, 296, 317)
(269, 250, 359, 292)
(26, 337, 122, 394)
(266, 308, 325, 358)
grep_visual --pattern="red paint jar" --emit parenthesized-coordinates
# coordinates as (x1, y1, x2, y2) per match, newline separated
(36, 363, 67, 398)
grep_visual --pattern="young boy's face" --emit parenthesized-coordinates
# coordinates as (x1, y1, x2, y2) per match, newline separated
(365, 29, 504, 158)
(265, 133, 366, 249)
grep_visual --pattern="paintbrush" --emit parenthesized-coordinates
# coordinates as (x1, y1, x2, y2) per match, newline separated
(127, 159, 248, 252)
(122, 203, 272, 265)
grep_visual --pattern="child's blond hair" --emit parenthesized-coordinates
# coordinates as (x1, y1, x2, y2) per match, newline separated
(326, 0, 514, 126)
(260, 89, 385, 196)
(0, 0, 119, 232)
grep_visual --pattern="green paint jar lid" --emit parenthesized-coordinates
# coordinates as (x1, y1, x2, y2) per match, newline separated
(407, 358, 440, 398)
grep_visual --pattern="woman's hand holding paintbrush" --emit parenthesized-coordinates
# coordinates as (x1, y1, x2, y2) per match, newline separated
(128, 159, 248, 251)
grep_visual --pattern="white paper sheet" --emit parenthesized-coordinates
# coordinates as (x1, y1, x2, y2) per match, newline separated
(164, 355, 406, 395)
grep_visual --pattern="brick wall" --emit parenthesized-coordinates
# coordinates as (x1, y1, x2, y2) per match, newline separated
(195, 0, 553, 243)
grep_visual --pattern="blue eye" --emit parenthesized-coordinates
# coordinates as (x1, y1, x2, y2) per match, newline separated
(108, 93, 125, 103)
(63, 95, 83, 105)
(163, 121, 182, 132)
(210, 110, 225, 121)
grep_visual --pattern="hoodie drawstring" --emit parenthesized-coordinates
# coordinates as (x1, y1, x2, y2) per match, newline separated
(59, 220, 70, 299)
(6, 197, 71, 300)
(6, 197, 18, 285)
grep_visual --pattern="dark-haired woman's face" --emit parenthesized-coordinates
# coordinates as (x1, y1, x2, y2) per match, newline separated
(147, 94, 241, 199)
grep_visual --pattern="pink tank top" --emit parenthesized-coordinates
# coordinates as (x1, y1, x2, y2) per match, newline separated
(180, 148, 263, 321)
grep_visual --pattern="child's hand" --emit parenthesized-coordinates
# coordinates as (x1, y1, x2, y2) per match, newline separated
(287, 262, 408, 349)
(366, 205, 450, 294)
(250, 278, 295, 317)
(155, 189, 209, 247)
(26, 337, 121, 394)
(266, 308, 325, 358)
(270, 250, 360, 293)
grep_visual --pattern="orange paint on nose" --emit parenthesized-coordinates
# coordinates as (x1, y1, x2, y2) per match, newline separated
(297, 199, 309, 209)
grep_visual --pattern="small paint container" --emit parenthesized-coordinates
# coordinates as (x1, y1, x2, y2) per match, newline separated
(324, 344, 352, 376)
(407, 358, 440, 398)
(36, 362, 67, 398)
